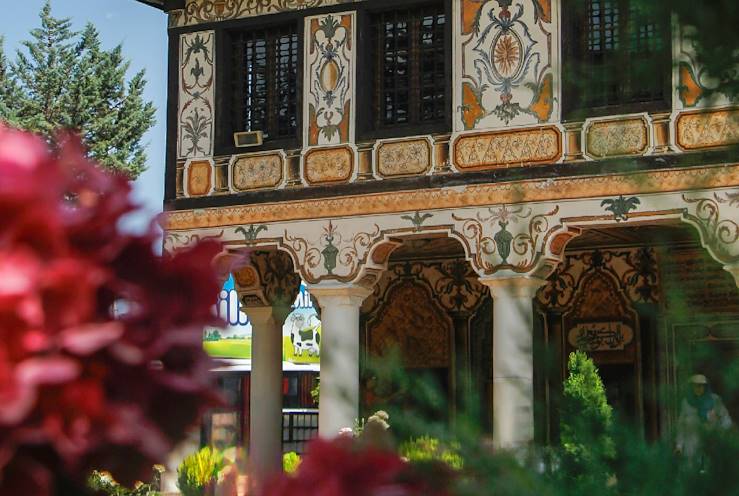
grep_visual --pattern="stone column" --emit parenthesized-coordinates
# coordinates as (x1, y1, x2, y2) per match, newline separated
(308, 283, 371, 437)
(479, 275, 546, 449)
(248, 305, 289, 487)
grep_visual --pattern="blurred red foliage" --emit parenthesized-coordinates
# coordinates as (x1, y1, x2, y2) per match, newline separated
(263, 437, 455, 496)
(0, 128, 223, 495)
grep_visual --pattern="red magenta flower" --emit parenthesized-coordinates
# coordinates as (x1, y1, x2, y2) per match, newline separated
(263, 437, 454, 496)
(0, 128, 223, 495)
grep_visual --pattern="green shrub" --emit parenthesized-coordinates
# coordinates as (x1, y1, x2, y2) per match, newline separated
(560, 351, 615, 489)
(283, 452, 301, 474)
(310, 379, 320, 406)
(177, 446, 224, 496)
(87, 469, 161, 496)
(399, 436, 463, 470)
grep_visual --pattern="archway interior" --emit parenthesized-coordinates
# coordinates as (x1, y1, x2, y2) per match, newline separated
(360, 235, 491, 428)
(537, 222, 739, 443)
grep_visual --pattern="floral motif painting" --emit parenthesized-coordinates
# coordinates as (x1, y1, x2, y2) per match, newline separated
(367, 280, 452, 369)
(676, 109, 739, 151)
(304, 12, 355, 146)
(178, 31, 215, 159)
(456, 0, 559, 131)
(231, 152, 284, 191)
(303, 146, 355, 184)
(170, 0, 364, 27)
(453, 126, 561, 170)
(375, 138, 432, 178)
(185, 159, 214, 197)
(584, 117, 649, 159)
(673, 23, 732, 110)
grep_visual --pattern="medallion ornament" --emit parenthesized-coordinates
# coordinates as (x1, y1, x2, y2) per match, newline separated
(457, 0, 559, 130)
(568, 322, 634, 352)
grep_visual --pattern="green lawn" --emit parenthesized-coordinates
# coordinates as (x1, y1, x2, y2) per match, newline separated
(203, 336, 320, 363)
(203, 339, 252, 359)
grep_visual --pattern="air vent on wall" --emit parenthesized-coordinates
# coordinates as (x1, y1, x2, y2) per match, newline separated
(233, 131, 263, 148)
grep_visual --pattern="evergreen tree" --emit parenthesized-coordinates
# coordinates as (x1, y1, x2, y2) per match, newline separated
(559, 351, 615, 492)
(1, 1, 155, 178)
(12, 1, 77, 135)
(0, 37, 21, 123)
(67, 24, 154, 177)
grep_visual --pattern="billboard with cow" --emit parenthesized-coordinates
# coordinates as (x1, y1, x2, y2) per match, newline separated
(203, 274, 321, 364)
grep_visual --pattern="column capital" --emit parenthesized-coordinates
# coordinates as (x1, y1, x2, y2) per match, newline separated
(244, 304, 292, 328)
(307, 282, 373, 308)
(478, 273, 548, 299)
(233, 249, 302, 314)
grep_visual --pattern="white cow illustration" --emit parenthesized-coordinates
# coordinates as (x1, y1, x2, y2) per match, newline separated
(288, 313, 321, 357)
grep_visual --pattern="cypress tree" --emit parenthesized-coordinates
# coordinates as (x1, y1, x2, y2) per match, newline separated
(1, 1, 155, 178)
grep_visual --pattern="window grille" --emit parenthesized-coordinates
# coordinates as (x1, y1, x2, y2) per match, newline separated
(231, 25, 299, 141)
(369, 2, 447, 130)
(565, 0, 669, 116)
(282, 409, 319, 455)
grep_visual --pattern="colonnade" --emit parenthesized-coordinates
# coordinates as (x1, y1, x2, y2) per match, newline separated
(240, 262, 548, 485)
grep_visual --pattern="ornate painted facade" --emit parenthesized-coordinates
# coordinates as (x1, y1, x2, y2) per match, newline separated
(139, 0, 739, 468)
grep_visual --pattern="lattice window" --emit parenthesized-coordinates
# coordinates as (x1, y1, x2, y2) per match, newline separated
(369, 2, 447, 130)
(231, 25, 299, 141)
(565, 0, 669, 116)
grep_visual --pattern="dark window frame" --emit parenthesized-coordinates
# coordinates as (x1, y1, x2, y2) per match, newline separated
(215, 18, 304, 155)
(562, 0, 672, 121)
(357, 0, 452, 141)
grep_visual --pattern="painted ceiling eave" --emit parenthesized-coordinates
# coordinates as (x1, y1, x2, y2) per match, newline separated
(134, 0, 166, 11)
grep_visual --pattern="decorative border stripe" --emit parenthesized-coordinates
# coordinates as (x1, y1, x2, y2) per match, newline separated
(163, 163, 739, 230)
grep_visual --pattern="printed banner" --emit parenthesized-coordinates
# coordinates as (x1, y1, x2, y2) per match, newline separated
(203, 275, 321, 364)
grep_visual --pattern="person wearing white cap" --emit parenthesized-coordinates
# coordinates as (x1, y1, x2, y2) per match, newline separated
(675, 374, 733, 461)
